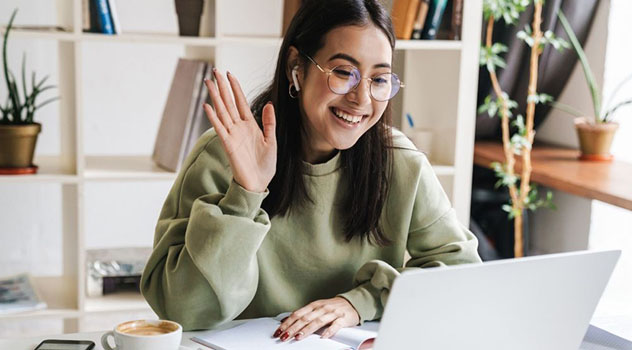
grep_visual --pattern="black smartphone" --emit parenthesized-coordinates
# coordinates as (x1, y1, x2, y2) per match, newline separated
(33, 339, 95, 350)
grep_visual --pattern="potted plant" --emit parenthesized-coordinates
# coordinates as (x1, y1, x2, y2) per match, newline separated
(0, 9, 58, 174)
(478, 0, 562, 257)
(553, 11, 632, 161)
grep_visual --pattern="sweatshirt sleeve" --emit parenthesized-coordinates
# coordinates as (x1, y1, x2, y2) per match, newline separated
(338, 148, 482, 323)
(140, 130, 271, 331)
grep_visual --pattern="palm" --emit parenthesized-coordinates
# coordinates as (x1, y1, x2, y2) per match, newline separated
(203, 70, 277, 193)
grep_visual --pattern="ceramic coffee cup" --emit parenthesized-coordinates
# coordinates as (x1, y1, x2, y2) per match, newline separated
(101, 319, 182, 350)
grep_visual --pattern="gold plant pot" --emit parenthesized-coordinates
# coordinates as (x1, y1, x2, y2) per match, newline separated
(574, 117, 618, 161)
(0, 123, 42, 168)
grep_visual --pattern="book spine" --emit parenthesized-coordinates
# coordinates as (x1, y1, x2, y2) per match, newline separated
(392, 0, 420, 40)
(108, 0, 122, 34)
(421, 0, 448, 40)
(88, 0, 99, 32)
(94, 0, 115, 34)
(411, 0, 430, 40)
(82, 0, 90, 31)
(282, 0, 303, 37)
(451, 0, 463, 40)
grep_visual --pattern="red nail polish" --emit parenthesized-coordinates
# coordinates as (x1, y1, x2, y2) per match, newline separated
(273, 329, 281, 337)
(281, 332, 289, 341)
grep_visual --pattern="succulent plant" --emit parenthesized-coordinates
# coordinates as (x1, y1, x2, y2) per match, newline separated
(1, 9, 59, 125)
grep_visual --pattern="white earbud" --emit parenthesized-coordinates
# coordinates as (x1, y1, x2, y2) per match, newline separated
(291, 66, 301, 91)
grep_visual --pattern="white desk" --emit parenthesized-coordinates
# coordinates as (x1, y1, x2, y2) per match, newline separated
(0, 330, 203, 350)
(2, 317, 631, 350)
(0, 320, 247, 350)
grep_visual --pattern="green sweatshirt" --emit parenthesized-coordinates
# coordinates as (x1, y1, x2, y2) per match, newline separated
(141, 127, 481, 331)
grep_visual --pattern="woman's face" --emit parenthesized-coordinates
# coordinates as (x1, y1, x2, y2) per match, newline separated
(296, 24, 393, 163)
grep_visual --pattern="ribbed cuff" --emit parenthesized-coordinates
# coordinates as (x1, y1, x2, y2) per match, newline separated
(217, 180, 269, 220)
(338, 282, 381, 324)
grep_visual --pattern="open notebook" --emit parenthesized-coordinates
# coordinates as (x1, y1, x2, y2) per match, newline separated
(192, 314, 378, 350)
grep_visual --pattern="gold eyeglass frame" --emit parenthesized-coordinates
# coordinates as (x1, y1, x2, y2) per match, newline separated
(300, 52, 405, 102)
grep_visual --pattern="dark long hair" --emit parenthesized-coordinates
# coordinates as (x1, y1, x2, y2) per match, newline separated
(251, 0, 395, 246)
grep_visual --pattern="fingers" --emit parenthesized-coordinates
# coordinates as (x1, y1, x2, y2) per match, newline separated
(275, 301, 347, 342)
(321, 318, 346, 339)
(295, 313, 339, 340)
(203, 103, 229, 142)
(261, 102, 276, 144)
(204, 78, 233, 130)
(212, 69, 240, 123)
(280, 308, 329, 341)
(226, 71, 254, 122)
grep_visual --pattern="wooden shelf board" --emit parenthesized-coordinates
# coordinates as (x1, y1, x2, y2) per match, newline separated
(395, 40, 462, 50)
(431, 164, 456, 176)
(0, 156, 77, 184)
(84, 155, 177, 181)
(2, 28, 76, 41)
(84, 292, 151, 313)
(474, 141, 632, 211)
(4, 28, 461, 51)
(0, 308, 81, 320)
(80, 32, 219, 46)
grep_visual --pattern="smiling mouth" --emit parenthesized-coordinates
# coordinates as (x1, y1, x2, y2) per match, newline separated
(330, 107, 367, 125)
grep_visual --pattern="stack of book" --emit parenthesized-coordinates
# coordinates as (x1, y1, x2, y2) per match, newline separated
(152, 58, 213, 172)
(391, 0, 463, 40)
(83, 0, 122, 35)
(0, 273, 47, 315)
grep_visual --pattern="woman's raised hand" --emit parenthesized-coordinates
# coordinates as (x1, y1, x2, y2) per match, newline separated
(203, 69, 277, 193)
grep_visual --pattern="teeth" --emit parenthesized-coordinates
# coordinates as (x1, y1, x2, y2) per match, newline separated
(333, 108, 363, 124)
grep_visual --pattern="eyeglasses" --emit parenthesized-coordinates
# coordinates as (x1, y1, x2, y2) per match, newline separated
(301, 52, 404, 102)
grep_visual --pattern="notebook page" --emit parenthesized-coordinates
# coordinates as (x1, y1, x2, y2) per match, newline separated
(328, 321, 378, 349)
(192, 318, 352, 350)
(580, 324, 632, 350)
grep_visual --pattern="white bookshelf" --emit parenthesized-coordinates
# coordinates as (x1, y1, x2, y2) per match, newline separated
(0, 0, 482, 333)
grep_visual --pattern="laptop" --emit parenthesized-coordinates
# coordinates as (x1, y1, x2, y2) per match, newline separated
(374, 250, 620, 350)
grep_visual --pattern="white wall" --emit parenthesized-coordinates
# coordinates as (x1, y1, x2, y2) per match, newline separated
(532, 0, 632, 320)
(589, 0, 632, 319)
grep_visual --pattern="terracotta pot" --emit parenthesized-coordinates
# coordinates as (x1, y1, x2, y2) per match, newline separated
(574, 117, 618, 161)
(175, 0, 204, 36)
(0, 123, 41, 168)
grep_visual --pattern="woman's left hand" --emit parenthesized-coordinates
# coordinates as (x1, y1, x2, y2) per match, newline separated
(273, 297, 360, 341)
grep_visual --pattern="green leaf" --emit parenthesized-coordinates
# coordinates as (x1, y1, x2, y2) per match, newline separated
(549, 101, 584, 117)
(603, 99, 632, 122)
(558, 10, 601, 122)
(527, 93, 553, 105)
(21, 53, 27, 104)
(34, 96, 60, 111)
(480, 45, 507, 73)
(483, 0, 530, 24)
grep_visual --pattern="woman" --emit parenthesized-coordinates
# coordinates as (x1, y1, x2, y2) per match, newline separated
(141, 0, 481, 342)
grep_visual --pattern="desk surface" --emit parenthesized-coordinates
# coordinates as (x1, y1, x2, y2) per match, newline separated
(2, 316, 631, 350)
(474, 141, 632, 211)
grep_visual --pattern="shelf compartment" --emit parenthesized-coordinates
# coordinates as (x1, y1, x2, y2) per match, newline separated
(0, 276, 78, 321)
(0, 156, 77, 183)
(84, 156, 176, 181)
(84, 292, 151, 313)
